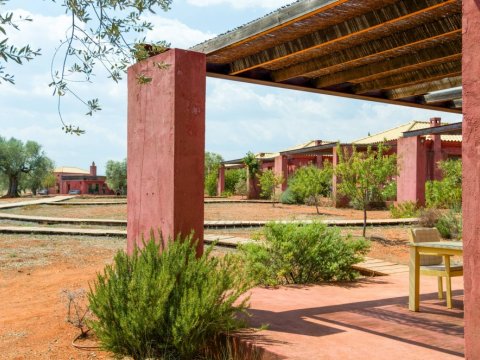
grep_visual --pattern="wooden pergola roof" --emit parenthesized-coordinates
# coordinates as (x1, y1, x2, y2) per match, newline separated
(191, 0, 462, 113)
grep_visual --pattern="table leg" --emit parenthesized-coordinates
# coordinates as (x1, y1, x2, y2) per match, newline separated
(409, 246, 420, 311)
(444, 255, 453, 309)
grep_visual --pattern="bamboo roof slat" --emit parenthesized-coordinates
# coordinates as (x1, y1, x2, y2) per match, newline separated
(228, 0, 459, 75)
(386, 75, 462, 99)
(273, 15, 461, 82)
(192, 0, 463, 113)
(353, 60, 461, 94)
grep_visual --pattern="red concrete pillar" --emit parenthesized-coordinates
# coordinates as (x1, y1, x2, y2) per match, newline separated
(81, 182, 88, 195)
(274, 155, 288, 191)
(397, 136, 427, 205)
(462, 2, 480, 358)
(217, 165, 225, 195)
(316, 155, 324, 169)
(127, 49, 206, 254)
(430, 117, 443, 180)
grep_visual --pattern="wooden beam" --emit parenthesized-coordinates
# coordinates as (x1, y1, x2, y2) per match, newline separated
(386, 76, 462, 99)
(353, 61, 461, 94)
(229, 0, 460, 75)
(314, 41, 461, 88)
(402, 121, 462, 137)
(453, 99, 462, 108)
(424, 88, 462, 103)
(273, 15, 461, 82)
(205, 71, 462, 114)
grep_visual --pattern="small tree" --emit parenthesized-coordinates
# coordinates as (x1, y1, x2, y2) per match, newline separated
(426, 159, 462, 210)
(257, 170, 283, 206)
(0, 137, 53, 197)
(243, 152, 260, 198)
(289, 163, 333, 214)
(23, 157, 55, 195)
(204, 152, 223, 196)
(335, 143, 397, 237)
(105, 159, 127, 195)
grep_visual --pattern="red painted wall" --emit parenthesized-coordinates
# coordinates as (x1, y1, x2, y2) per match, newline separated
(127, 49, 205, 254)
(462, 1, 480, 357)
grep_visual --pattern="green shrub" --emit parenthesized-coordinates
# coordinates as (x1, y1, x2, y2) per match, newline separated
(205, 172, 218, 196)
(225, 168, 246, 194)
(280, 187, 299, 204)
(436, 211, 462, 239)
(426, 159, 462, 209)
(382, 180, 397, 201)
(88, 236, 249, 360)
(234, 178, 247, 198)
(238, 222, 370, 286)
(221, 190, 233, 197)
(390, 201, 420, 218)
(419, 208, 441, 228)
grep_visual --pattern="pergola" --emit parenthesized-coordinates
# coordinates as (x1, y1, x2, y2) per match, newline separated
(126, 0, 479, 357)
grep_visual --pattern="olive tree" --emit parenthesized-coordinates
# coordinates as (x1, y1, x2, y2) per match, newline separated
(335, 143, 397, 237)
(106, 159, 127, 195)
(257, 169, 283, 206)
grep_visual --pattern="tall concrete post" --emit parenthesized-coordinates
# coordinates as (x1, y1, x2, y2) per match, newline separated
(127, 49, 206, 255)
(274, 155, 288, 191)
(397, 136, 428, 205)
(462, 1, 480, 357)
(217, 165, 225, 195)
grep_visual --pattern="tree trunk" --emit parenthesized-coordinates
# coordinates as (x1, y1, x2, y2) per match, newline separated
(363, 206, 367, 238)
(6, 175, 20, 198)
(315, 198, 320, 215)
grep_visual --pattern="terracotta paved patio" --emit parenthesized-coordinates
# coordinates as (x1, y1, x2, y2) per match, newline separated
(242, 274, 464, 360)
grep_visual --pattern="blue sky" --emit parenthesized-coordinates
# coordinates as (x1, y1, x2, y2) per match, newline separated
(0, 0, 462, 174)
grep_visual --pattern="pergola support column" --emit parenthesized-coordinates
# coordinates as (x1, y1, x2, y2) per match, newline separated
(217, 165, 225, 195)
(274, 155, 288, 191)
(127, 49, 206, 255)
(462, 1, 480, 358)
(397, 136, 427, 205)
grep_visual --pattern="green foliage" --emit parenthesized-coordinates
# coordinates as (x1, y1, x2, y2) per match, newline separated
(243, 152, 260, 180)
(238, 222, 370, 286)
(288, 164, 333, 213)
(257, 169, 283, 204)
(41, 172, 56, 189)
(234, 177, 247, 198)
(204, 152, 224, 196)
(88, 235, 249, 360)
(225, 168, 246, 194)
(0, 137, 53, 197)
(426, 159, 462, 210)
(221, 190, 233, 198)
(389, 201, 420, 219)
(279, 187, 300, 204)
(382, 180, 397, 201)
(436, 211, 462, 240)
(105, 159, 127, 195)
(205, 172, 218, 196)
(1, 0, 173, 134)
(335, 142, 397, 236)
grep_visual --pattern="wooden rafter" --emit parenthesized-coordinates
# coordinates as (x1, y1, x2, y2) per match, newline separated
(453, 99, 462, 108)
(273, 15, 461, 82)
(229, 0, 459, 75)
(314, 41, 461, 88)
(353, 61, 461, 94)
(424, 88, 462, 103)
(386, 76, 462, 99)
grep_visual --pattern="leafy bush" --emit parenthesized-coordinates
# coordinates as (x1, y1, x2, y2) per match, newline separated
(88, 236, 249, 360)
(418, 208, 441, 228)
(436, 211, 462, 239)
(221, 190, 233, 198)
(205, 172, 218, 196)
(289, 164, 333, 214)
(234, 178, 247, 198)
(257, 169, 283, 204)
(390, 201, 420, 219)
(382, 180, 397, 201)
(426, 159, 462, 210)
(280, 187, 299, 204)
(238, 222, 370, 286)
(225, 168, 246, 194)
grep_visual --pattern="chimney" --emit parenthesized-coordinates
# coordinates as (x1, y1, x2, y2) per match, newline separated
(430, 117, 441, 127)
(315, 140, 323, 146)
(90, 161, 97, 176)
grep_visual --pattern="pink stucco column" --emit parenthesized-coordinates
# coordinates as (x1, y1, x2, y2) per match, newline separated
(217, 165, 225, 195)
(462, 1, 480, 358)
(274, 155, 288, 191)
(127, 49, 206, 255)
(396, 136, 427, 205)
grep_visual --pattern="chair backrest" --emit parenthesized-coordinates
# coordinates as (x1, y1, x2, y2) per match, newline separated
(408, 228, 443, 266)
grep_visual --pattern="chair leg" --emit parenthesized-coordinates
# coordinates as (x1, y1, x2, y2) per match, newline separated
(444, 256, 453, 309)
(437, 277, 444, 300)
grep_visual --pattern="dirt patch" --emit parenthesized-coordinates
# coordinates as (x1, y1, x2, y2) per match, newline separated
(2, 203, 392, 222)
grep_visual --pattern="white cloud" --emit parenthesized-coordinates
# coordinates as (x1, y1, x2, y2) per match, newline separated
(144, 16, 216, 48)
(186, 0, 294, 10)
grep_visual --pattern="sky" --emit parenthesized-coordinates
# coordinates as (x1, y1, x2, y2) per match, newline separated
(0, 0, 462, 174)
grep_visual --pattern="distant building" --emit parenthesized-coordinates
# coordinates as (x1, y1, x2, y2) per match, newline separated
(50, 162, 114, 195)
